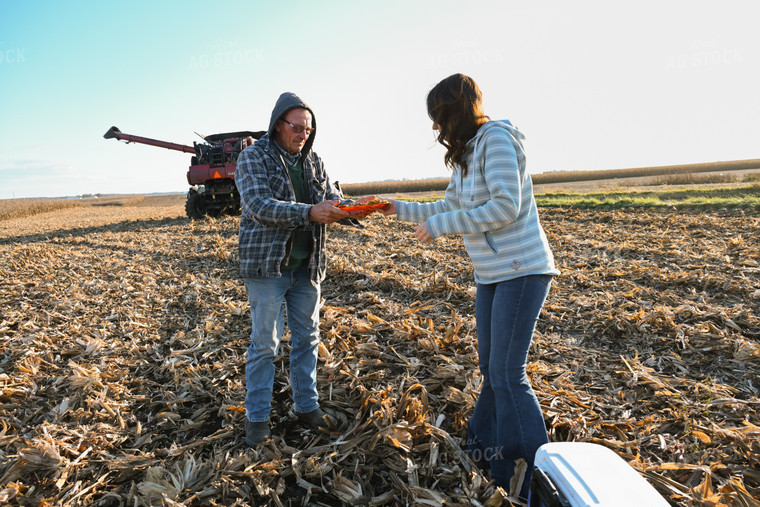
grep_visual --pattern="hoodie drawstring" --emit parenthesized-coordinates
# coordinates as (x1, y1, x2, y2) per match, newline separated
(470, 135, 480, 202)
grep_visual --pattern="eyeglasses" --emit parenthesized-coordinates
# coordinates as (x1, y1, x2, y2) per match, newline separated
(280, 119, 315, 136)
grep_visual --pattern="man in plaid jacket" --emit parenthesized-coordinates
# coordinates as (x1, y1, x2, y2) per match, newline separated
(236, 92, 358, 446)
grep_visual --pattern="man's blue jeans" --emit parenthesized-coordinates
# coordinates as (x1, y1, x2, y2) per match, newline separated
(244, 267, 321, 422)
(468, 274, 552, 499)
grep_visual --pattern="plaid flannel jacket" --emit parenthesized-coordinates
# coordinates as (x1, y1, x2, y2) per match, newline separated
(235, 134, 343, 283)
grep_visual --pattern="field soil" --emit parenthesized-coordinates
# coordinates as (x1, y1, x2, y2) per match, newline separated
(1, 195, 758, 506)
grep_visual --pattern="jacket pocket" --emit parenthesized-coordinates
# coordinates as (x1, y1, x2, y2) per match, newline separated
(483, 231, 498, 254)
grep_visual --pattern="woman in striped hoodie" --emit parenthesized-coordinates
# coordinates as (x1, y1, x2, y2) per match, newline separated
(380, 73, 559, 503)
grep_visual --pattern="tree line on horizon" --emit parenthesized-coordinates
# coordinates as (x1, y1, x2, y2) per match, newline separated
(340, 158, 760, 196)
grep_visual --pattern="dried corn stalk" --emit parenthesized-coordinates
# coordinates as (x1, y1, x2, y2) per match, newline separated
(0, 197, 757, 506)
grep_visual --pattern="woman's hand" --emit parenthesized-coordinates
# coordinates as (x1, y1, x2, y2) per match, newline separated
(378, 197, 397, 216)
(414, 222, 433, 243)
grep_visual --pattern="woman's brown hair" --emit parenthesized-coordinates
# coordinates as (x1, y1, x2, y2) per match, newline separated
(427, 73, 488, 175)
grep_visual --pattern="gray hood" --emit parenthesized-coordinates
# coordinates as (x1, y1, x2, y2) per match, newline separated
(461, 119, 526, 201)
(267, 92, 317, 155)
(473, 119, 525, 145)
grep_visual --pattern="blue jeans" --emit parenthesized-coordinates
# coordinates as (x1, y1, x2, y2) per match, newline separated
(244, 267, 321, 422)
(468, 274, 552, 499)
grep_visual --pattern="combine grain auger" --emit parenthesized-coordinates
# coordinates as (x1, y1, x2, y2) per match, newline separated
(104, 125, 265, 219)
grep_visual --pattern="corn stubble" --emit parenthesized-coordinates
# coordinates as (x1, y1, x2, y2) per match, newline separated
(0, 197, 758, 506)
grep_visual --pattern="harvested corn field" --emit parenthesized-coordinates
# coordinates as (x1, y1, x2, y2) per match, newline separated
(1, 195, 758, 506)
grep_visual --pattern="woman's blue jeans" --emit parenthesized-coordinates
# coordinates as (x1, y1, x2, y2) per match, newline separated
(468, 274, 552, 499)
(244, 267, 321, 422)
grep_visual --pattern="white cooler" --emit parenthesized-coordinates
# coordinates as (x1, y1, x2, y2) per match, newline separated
(528, 442, 670, 507)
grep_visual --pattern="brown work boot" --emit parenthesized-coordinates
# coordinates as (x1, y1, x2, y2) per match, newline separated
(245, 420, 270, 446)
(295, 408, 335, 431)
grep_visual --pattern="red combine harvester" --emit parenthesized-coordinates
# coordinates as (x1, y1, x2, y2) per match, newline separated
(104, 126, 265, 219)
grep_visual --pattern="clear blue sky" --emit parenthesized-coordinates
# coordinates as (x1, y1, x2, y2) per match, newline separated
(1, 0, 758, 198)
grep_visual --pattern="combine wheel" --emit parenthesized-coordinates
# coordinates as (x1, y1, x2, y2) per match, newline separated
(185, 189, 207, 219)
(205, 205, 224, 218)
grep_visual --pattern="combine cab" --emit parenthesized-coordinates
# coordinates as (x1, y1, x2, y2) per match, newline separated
(104, 126, 265, 219)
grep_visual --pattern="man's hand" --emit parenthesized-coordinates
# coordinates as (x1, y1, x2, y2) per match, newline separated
(309, 200, 350, 224)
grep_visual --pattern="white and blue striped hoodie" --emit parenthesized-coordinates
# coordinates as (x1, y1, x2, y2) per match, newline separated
(397, 120, 559, 284)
